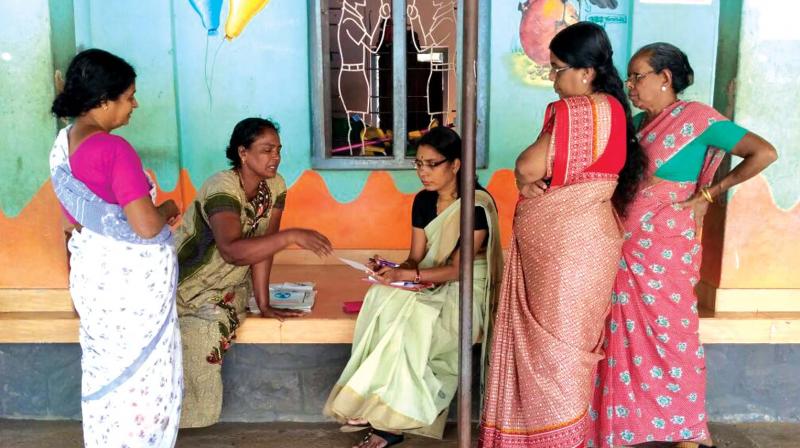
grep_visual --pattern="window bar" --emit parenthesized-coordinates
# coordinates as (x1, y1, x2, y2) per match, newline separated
(458, 0, 478, 446)
(392, 0, 406, 162)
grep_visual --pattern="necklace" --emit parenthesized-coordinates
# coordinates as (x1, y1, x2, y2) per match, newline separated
(235, 169, 272, 234)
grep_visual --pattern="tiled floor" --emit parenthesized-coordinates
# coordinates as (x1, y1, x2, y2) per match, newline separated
(1, 420, 798, 447)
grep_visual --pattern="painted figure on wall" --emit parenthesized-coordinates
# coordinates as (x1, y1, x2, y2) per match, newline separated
(514, 0, 621, 86)
(512, 0, 579, 85)
(407, 0, 457, 127)
(337, 0, 392, 154)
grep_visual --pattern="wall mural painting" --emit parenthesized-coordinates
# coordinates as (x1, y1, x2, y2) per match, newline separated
(513, 0, 580, 86)
(512, 0, 625, 87)
(187, 0, 272, 103)
(188, 0, 270, 39)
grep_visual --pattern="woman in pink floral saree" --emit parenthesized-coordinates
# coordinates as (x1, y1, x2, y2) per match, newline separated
(479, 23, 647, 448)
(587, 43, 777, 448)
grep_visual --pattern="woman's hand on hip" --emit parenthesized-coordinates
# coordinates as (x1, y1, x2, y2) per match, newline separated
(677, 193, 710, 239)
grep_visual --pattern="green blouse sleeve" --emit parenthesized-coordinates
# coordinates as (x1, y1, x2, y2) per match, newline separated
(697, 120, 748, 152)
(653, 120, 748, 182)
(633, 112, 646, 131)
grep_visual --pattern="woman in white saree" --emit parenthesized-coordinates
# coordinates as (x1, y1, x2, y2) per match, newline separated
(50, 49, 183, 448)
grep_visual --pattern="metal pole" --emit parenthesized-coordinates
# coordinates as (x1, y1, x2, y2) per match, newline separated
(458, 0, 478, 446)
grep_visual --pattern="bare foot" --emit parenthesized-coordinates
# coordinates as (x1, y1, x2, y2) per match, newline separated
(347, 418, 369, 426)
(353, 431, 403, 448)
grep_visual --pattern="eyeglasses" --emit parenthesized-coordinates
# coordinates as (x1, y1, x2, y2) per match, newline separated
(412, 158, 448, 170)
(626, 70, 655, 85)
(549, 65, 572, 75)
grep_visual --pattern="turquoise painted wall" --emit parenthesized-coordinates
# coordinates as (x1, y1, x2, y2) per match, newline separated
(485, 0, 720, 175)
(0, 0, 731, 216)
(73, 0, 182, 191)
(731, 0, 799, 210)
(629, 0, 720, 105)
(0, 0, 57, 217)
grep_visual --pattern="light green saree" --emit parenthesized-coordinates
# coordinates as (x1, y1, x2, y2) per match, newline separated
(324, 190, 503, 439)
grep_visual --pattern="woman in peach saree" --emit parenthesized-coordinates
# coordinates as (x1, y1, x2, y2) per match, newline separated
(479, 23, 646, 448)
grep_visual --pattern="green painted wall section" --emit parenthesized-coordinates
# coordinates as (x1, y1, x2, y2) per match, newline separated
(629, 0, 720, 105)
(731, 0, 800, 210)
(713, 0, 743, 117)
(73, 0, 182, 191)
(0, 0, 57, 217)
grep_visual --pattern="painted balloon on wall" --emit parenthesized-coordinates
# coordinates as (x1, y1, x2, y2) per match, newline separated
(225, 0, 271, 40)
(188, 0, 224, 35)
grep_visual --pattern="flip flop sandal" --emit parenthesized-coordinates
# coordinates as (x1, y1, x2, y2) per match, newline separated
(340, 423, 370, 432)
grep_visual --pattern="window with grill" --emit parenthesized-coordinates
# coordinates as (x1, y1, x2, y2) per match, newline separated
(309, 0, 487, 169)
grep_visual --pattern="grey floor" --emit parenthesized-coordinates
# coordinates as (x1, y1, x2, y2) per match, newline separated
(1, 420, 798, 447)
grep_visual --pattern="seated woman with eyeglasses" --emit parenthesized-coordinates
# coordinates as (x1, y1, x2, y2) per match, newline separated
(324, 126, 504, 448)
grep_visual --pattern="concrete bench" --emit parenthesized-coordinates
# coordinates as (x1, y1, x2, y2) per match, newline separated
(2, 250, 799, 344)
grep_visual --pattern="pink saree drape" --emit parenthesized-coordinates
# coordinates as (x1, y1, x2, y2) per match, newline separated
(587, 101, 728, 447)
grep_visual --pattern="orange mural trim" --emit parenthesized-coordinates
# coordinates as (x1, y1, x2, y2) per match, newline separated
(281, 171, 415, 249)
(279, 169, 518, 250)
(1, 168, 563, 289)
(485, 169, 516, 248)
(719, 175, 800, 289)
(0, 182, 69, 288)
(4, 170, 796, 291)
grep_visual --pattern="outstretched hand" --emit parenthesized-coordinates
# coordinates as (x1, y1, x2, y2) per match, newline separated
(406, 4, 419, 20)
(379, 2, 392, 19)
(286, 228, 333, 257)
(260, 306, 305, 321)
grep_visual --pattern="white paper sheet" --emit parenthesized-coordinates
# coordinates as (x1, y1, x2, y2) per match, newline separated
(338, 257, 375, 275)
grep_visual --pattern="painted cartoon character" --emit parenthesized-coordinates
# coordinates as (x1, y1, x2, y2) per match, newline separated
(407, 0, 457, 127)
(337, 0, 391, 154)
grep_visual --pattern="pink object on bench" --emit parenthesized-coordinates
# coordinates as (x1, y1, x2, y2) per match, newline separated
(342, 301, 363, 314)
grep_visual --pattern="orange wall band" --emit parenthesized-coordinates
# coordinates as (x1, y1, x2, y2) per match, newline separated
(0, 172, 792, 290)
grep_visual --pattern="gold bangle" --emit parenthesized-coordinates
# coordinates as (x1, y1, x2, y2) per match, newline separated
(700, 187, 714, 204)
